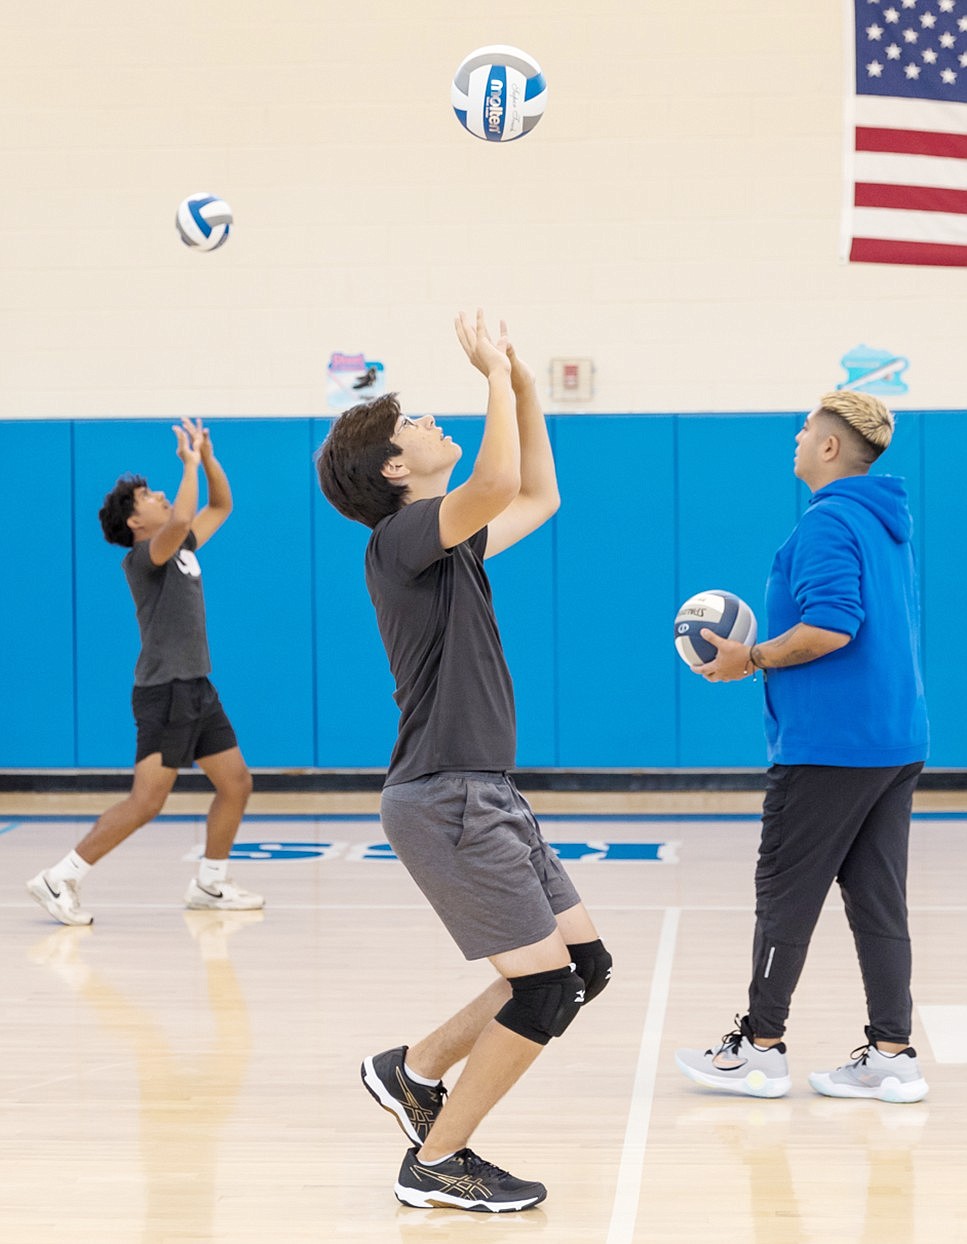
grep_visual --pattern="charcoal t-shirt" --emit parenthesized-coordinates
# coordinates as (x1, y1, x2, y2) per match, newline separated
(122, 531, 211, 686)
(365, 497, 516, 785)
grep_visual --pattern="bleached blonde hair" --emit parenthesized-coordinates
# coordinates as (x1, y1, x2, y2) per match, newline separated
(817, 390, 894, 452)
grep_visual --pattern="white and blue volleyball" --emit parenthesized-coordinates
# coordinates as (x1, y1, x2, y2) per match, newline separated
(175, 193, 233, 252)
(674, 590, 757, 667)
(451, 45, 547, 142)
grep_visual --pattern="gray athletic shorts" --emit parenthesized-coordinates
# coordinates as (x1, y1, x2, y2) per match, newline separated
(380, 771, 582, 961)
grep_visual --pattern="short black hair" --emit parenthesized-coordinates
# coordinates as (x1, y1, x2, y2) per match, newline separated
(314, 393, 409, 528)
(99, 474, 147, 547)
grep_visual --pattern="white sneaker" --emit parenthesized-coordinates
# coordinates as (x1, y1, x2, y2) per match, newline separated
(675, 1015, 792, 1098)
(809, 1043, 929, 1103)
(184, 877, 264, 911)
(26, 872, 94, 927)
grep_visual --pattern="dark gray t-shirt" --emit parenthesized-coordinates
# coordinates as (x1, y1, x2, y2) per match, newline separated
(122, 531, 211, 686)
(366, 496, 516, 785)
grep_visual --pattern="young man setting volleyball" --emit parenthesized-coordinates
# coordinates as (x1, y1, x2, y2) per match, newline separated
(316, 310, 612, 1213)
(27, 419, 262, 926)
(675, 390, 929, 1104)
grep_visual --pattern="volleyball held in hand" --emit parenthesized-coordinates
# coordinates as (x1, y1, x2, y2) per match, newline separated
(451, 45, 547, 142)
(674, 590, 757, 667)
(175, 193, 233, 252)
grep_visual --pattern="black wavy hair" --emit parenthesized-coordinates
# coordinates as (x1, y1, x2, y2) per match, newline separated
(314, 393, 409, 528)
(98, 473, 147, 547)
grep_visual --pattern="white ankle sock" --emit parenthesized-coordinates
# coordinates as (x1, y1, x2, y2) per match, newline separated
(48, 850, 92, 885)
(418, 1151, 456, 1166)
(198, 858, 229, 888)
(404, 1061, 440, 1087)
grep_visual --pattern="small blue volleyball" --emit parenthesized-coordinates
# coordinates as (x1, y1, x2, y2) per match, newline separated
(175, 193, 233, 252)
(674, 590, 758, 667)
(451, 45, 547, 142)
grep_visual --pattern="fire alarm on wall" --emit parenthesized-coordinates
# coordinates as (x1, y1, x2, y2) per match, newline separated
(550, 357, 593, 402)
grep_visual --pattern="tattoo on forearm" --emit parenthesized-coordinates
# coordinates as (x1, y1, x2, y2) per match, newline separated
(767, 647, 815, 667)
(755, 624, 833, 669)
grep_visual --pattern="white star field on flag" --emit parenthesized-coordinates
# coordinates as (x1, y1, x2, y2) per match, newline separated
(860, 0, 967, 99)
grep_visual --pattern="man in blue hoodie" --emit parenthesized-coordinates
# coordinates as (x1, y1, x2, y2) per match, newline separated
(675, 391, 929, 1103)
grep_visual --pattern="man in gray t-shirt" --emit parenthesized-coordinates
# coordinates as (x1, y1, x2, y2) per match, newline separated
(27, 418, 263, 927)
(316, 311, 613, 1214)
(124, 528, 211, 686)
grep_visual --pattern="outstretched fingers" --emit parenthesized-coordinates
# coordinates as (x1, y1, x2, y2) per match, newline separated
(454, 310, 476, 358)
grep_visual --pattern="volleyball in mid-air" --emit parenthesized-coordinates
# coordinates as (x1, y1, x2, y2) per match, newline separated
(451, 45, 547, 142)
(175, 193, 233, 252)
(674, 590, 758, 667)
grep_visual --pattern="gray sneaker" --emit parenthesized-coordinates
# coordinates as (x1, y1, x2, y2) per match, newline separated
(27, 872, 93, 927)
(809, 1043, 928, 1103)
(395, 1146, 547, 1212)
(361, 1046, 446, 1145)
(675, 1015, 791, 1098)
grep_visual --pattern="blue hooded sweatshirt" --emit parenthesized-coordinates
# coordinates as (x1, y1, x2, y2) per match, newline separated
(763, 474, 928, 767)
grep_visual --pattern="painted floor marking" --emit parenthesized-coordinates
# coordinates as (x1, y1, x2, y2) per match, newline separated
(606, 906, 680, 1244)
(917, 1005, 967, 1064)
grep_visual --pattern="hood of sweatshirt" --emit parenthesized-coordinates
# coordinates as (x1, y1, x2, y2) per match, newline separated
(809, 474, 912, 545)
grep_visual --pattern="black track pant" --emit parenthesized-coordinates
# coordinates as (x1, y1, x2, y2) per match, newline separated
(748, 761, 923, 1044)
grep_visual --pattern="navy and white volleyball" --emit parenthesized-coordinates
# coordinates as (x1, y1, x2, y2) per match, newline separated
(175, 193, 233, 252)
(451, 45, 547, 142)
(674, 590, 758, 667)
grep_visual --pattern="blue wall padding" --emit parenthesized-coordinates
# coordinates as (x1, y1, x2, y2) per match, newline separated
(0, 411, 956, 769)
(1, 422, 76, 765)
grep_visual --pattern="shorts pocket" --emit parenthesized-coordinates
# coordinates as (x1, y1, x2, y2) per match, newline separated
(132, 683, 174, 729)
(457, 781, 530, 866)
(169, 679, 202, 725)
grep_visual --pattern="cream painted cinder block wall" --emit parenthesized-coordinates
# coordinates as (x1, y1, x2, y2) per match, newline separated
(0, 1, 959, 418)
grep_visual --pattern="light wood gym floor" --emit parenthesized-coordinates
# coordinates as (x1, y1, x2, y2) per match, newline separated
(2, 787, 965, 1243)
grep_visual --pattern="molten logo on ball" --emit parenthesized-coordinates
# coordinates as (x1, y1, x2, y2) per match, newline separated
(486, 77, 506, 135)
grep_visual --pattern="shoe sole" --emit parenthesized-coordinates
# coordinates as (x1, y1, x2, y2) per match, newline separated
(675, 1054, 791, 1098)
(808, 1073, 929, 1103)
(394, 1184, 544, 1212)
(184, 899, 265, 910)
(26, 879, 93, 926)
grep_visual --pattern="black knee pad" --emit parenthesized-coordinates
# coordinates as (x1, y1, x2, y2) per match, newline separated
(495, 965, 587, 1046)
(567, 939, 613, 1004)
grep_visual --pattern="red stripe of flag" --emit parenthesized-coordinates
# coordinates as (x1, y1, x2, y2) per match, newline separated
(856, 126, 967, 159)
(850, 237, 967, 266)
(855, 182, 967, 214)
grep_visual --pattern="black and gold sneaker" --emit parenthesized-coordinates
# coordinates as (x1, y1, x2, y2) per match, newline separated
(395, 1146, 547, 1212)
(360, 1046, 446, 1145)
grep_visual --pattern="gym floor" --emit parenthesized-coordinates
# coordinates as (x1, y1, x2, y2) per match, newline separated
(2, 788, 964, 1243)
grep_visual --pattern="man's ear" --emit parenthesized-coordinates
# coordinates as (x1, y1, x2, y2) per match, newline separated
(381, 459, 409, 480)
(821, 433, 840, 461)
(126, 513, 141, 533)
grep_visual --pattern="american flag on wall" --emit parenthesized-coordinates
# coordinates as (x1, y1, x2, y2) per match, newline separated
(844, 0, 967, 265)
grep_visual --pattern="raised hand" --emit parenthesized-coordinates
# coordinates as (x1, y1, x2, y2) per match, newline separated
(500, 319, 536, 393)
(454, 309, 512, 380)
(181, 416, 214, 462)
(172, 418, 203, 467)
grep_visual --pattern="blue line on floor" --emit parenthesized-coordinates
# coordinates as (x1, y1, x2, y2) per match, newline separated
(4, 811, 964, 824)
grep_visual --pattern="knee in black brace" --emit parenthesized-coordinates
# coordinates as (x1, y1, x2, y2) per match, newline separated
(567, 939, 613, 1004)
(495, 964, 587, 1045)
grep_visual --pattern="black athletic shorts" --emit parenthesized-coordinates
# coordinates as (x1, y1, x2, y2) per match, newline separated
(132, 677, 237, 769)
